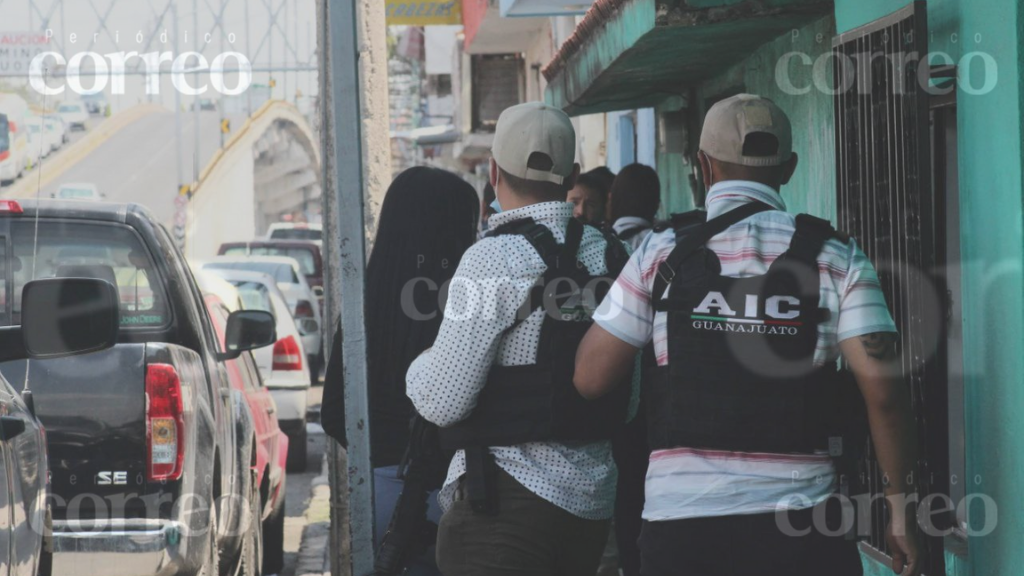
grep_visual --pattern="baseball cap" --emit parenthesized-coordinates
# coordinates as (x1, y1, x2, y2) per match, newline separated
(699, 94, 793, 167)
(492, 102, 576, 185)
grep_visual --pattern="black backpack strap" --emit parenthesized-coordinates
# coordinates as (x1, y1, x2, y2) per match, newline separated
(670, 210, 709, 233)
(558, 217, 584, 269)
(598, 227, 630, 277)
(651, 202, 774, 305)
(786, 214, 839, 264)
(616, 225, 645, 241)
(489, 217, 560, 263)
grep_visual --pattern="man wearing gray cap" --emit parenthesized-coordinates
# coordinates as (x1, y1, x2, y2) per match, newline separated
(573, 94, 921, 576)
(407, 102, 635, 576)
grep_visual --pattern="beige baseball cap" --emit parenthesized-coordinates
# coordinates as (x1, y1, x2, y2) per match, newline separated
(492, 102, 576, 185)
(699, 94, 793, 167)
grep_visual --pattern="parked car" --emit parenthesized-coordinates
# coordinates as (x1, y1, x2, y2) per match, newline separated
(0, 94, 30, 184)
(81, 92, 108, 115)
(216, 239, 324, 307)
(265, 222, 322, 246)
(203, 255, 322, 383)
(25, 117, 48, 163)
(51, 183, 104, 201)
(42, 115, 65, 151)
(55, 101, 88, 131)
(45, 114, 69, 145)
(0, 271, 120, 576)
(195, 271, 289, 573)
(204, 268, 312, 473)
(0, 200, 274, 576)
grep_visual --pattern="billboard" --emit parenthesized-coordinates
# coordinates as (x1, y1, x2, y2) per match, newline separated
(0, 32, 52, 76)
(385, 1, 463, 26)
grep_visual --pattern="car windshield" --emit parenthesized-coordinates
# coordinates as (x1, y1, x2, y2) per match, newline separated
(270, 228, 322, 242)
(205, 261, 298, 284)
(223, 245, 317, 275)
(229, 280, 275, 316)
(58, 188, 96, 198)
(9, 220, 167, 328)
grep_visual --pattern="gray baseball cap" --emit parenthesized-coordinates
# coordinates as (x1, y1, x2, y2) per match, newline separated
(492, 102, 576, 185)
(699, 94, 793, 167)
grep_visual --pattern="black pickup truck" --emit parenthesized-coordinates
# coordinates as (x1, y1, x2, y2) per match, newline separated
(0, 200, 275, 576)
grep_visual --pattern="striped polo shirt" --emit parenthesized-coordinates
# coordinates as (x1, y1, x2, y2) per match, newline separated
(594, 180, 897, 521)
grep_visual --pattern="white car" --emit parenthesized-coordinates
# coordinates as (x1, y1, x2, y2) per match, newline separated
(42, 115, 65, 151)
(25, 117, 48, 163)
(202, 268, 313, 472)
(56, 101, 88, 131)
(266, 222, 322, 247)
(52, 183, 104, 201)
(201, 255, 322, 382)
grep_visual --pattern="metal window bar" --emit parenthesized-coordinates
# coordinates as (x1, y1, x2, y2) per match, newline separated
(833, 2, 948, 573)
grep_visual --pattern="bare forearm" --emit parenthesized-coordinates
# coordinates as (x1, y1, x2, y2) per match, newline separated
(841, 333, 919, 497)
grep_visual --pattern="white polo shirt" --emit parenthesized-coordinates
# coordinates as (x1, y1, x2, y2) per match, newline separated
(595, 180, 897, 521)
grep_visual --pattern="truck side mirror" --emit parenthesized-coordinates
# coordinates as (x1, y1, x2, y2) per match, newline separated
(219, 310, 276, 361)
(21, 277, 120, 359)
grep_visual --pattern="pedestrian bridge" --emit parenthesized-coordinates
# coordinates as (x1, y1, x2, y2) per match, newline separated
(185, 100, 321, 259)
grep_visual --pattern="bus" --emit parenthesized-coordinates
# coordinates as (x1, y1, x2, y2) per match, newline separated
(0, 94, 30, 185)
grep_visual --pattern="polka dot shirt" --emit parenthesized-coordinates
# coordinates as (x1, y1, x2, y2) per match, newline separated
(407, 201, 635, 520)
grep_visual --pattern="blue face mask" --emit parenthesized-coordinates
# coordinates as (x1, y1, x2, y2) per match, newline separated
(490, 198, 502, 214)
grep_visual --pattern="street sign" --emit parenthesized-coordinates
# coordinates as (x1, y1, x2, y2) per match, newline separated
(385, 0, 462, 25)
(0, 32, 51, 75)
(221, 119, 230, 134)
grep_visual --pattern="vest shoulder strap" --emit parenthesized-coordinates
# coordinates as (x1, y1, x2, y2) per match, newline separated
(598, 226, 630, 277)
(786, 214, 842, 264)
(488, 217, 560, 264)
(651, 202, 773, 304)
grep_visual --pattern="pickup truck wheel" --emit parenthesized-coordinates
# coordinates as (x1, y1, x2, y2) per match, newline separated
(239, 474, 263, 576)
(262, 493, 285, 575)
(286, 427, 308, 473)
(198, 495, 220, 576)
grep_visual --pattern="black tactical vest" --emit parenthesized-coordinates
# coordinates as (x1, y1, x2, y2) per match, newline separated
(647, 202, 853, 455)
(438, 217, 632, 453)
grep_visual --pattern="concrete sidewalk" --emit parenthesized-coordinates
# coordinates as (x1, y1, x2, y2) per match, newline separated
(294, 450, 332, 576)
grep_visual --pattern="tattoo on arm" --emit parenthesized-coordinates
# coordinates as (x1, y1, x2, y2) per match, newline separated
(860, 332, 897, 360)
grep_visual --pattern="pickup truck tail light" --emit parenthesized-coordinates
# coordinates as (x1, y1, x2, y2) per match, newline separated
(272, 335, 303, 371)
(146, 363, 185, 482)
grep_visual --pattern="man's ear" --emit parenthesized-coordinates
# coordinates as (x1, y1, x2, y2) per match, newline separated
(780, 152, 798, 186)
(564, 163, 581, 190)
(489, 158, 500, 188)
(698, 151, 713, 190)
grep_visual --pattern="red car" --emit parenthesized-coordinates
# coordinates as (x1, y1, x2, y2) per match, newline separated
(200, 275, 290, 574)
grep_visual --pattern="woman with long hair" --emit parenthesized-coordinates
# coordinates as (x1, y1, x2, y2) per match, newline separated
(322, 166, 480, 575)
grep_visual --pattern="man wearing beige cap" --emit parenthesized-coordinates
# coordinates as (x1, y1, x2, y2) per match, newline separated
(407, 102, 635, 576)
(574, 94, 921, 576)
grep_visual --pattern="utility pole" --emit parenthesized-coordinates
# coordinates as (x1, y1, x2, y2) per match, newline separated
(173, 2, 187, 251)
(323, 0, 376, 574)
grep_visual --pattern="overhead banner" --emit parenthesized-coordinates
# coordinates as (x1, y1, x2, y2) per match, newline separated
(0, 32, 51, 75)
(385, 0, 463, 26)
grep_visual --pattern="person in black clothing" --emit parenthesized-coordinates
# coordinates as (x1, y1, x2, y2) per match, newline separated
(321, 166, 479, 576)
(609, 163, 661, 251)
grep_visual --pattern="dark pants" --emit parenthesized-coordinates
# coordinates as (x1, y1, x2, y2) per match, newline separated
(639, 498, 864, 576)
(374, 466, 443, 576)
(612, 406, 649, 576)
(436, 469, 611, 576)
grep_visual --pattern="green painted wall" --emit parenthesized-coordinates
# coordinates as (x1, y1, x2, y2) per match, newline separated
(835, 1, 1024, 575)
